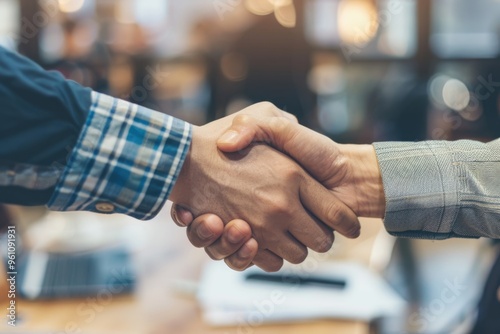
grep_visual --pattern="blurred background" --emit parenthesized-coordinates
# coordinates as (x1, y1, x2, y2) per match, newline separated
(0, 0, 500, 333)
(1, 0, 499, 142)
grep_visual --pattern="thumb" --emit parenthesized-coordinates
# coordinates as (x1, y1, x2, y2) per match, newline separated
(216, 128, 257, 153)
(217, 115, 338, 183)
(217, 115, 295, 153)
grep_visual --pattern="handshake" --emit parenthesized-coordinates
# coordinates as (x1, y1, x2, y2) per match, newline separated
(169, 103, 386, 272)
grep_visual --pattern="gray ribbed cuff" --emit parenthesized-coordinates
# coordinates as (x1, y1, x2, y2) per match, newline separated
(373, 141, 461, 240)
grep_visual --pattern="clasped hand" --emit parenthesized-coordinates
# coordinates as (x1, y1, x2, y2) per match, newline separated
(169, 103, 385, 272)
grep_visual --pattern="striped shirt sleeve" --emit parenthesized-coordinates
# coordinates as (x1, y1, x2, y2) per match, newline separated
(47, 92, 192, 220)
(374, 139, 500, 240)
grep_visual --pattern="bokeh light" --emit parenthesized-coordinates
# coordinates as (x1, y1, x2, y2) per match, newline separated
(428, 74, 450, 106)
(245, 0, 274, 16)
(274, 2, 296, 28)
(442, 78, 470, 111)
(338, 0, 378, 45)
(58, 0, 85, 13)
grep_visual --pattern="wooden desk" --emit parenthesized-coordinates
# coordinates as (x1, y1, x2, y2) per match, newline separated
(1, 207, 384, 334)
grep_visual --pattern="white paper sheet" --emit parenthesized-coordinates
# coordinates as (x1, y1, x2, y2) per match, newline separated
(197, 261, 406, 327)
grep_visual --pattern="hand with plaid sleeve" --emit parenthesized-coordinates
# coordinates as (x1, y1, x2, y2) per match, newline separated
(0, 47, 361, 272)
(168, 103, 361, 271)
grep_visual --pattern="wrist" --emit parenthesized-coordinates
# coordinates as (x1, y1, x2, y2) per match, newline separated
(170, 126, 198, 204)
(341, 144, 386, 218)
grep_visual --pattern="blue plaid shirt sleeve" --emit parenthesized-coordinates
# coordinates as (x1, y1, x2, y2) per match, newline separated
(47, 92, 192, 220)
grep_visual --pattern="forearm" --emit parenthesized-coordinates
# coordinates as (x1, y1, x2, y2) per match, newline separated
(0, 47, 193, 219)
(0, 47, 91, 205)
(373, 139, 500, 240)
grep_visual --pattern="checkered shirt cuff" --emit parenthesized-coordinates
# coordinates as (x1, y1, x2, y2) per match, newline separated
(47, 92, 192, 220)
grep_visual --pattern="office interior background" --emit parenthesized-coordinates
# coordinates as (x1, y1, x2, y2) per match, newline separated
(0, 0, 500, 333)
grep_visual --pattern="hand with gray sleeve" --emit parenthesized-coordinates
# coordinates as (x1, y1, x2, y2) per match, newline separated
(175, 114, 500, 271)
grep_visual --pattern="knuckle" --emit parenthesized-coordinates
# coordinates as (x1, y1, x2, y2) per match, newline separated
(253, 251, 284, 272)
(233, 114, 253, 126)
(346, 222, 362, 239)
(223, 240, 246, 258)
(287, 113, 298, 123)
(231, 220, 252, 238)
(257, 101, 277, 112)
(262, 261, 283, 273)
(324, 202, 344, 227)
(205, 248, 223, 261)
(314, 233, 335, 253)
(281, 166, 303, 184)
(288, 248, 308, 264)
(186, 226, 203, 248)
(256, 101, 284, 117)
(224, 258, 247, 272)
(268, 116, 289, 133)
(269, 196, 292, 217)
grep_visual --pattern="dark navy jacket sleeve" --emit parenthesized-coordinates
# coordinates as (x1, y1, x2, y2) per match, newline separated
(0, 46, 92, 205)
(0, 47, 192, 219)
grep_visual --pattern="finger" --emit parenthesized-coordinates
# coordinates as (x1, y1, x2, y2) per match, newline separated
(252, 249, 284, 273)
(217, 115, 337, 183)
(224, 238, 258, 271)
(171, 204, 194, 227)
(266, 232, 308, 265)
(186, 214, 225, 248)
(288, 210, 335, 253)
(205, 219, 254, 260)
(299, 177, 361, 239)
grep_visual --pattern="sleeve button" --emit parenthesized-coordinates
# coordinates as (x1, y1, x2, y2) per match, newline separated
(95, 202, 115, 213)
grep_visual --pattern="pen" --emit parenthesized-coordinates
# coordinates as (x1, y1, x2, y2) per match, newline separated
(245, 273, 346, 289)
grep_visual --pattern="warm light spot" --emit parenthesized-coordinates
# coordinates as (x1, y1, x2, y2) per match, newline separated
(308, 63, 344, 95)
(428, 74, 450, 106)
(274, 2, 296, 28)
(245, 0, 274, 16)
(58, 0, 85, 13)
(442, 78, 470, 111)
(338, 0, 378, 45)
(268, 0, 292, 6)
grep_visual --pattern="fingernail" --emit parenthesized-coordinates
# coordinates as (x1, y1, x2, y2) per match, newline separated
(218, 130, 239, 144)
(171, 206, 185, 227)
(237, 243, 253, 259)
(227, 226, 243, 244)
(350, 228, 361, 239)
(198, 224, 214, 239)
